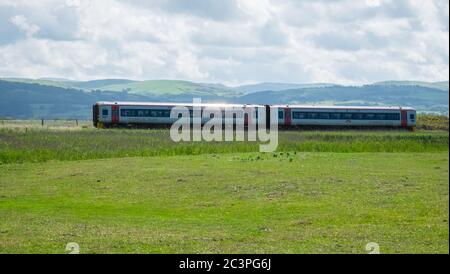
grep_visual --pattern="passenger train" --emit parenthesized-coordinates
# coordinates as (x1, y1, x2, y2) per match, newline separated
(93, 101, 416, 129)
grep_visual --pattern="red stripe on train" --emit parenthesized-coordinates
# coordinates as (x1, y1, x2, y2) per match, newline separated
(284, 108, 291, 126)
(112, 105, 119, 124)
(401, 110, 407, 127)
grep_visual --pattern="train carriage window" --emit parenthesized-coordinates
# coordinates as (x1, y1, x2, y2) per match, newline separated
(374, 113, 385, 120)
(310, 113, 319, 119)
(342, 113, 352, 120)
(410, 114, 415, 120)
(363, 113, 375, 120)
(283, 111, 402, 120)
(119, 108, 173, 117)
(372, 113, 400, 120)
(121, 109, 130, 116)
(330, 113, 340, 119)
(116, 108, 408, 120)
(293, 111, 350, 119)
(385, 113, 399, 120)
(278, 111, 284, 119)
(319, 113, 330, 119)
(102, 109, 109, 116)
(351, 113, 363, 120)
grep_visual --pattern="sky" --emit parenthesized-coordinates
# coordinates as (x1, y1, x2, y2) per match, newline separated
(0, 0, 448, 85)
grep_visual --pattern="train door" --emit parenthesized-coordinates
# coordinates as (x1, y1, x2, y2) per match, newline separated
(92, 104, 99, 127)
(284, 108, 291, 126)
(407, 110, 416, 127)
(112, 105, 120, 124)
(400, 109, 407, 127)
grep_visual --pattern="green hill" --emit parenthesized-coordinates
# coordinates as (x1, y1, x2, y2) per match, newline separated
(0, 78, 241, 97)
(0, 78, 73, 89)
(234, 82, 336, 93)
(372, 80, 449, 91)
(99, 79, 241, 96)
(0, 78, 448, 118)
(69, 79, 137, 90)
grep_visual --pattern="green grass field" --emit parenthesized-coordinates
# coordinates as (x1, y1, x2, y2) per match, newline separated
(0, 127, 448, 164)
(0, 120, 448, 253)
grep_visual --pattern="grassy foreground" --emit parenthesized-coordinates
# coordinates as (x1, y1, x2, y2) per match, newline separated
(0, 152, 448, 253)
(0, 128, 448, 164)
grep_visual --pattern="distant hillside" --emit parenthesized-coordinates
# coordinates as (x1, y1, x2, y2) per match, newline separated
(234, 82, 336, 93)
(0, 78, 448, 119)
(69, 79, 137, 90)
(0, 80, 232, 119)
(236, 84, 449, 114)
(99, 80, 241, 97)
(372, 80, 449, 91)
(0, 78, 74, 89)
(0, 78, 241, 97)
(0, 80, 156, 119)
(0, 78, 138, 91)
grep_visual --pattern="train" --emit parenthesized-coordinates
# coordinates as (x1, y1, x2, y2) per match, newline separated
(92, 101, 417, 129)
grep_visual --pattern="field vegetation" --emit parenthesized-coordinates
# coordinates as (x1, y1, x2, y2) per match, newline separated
(0, 125, 448, 164)
(416, 114, 449, 131)
(0, 152, 448, 253)
(0, 118, 448, 253)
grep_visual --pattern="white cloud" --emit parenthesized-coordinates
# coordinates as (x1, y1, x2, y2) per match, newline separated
(10, 15, 40, 37)
(0, 0, 448, 84)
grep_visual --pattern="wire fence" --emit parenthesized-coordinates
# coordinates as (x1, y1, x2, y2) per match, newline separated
(0, 119, 93, 130)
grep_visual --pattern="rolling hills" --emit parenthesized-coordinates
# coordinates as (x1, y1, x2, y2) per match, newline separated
(0, 78, 448, 119)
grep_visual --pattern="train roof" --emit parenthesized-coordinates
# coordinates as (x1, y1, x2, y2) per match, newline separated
(95, 101, 263, 108)
(96, 102, 415, 111)
(271, 105, 415, 111)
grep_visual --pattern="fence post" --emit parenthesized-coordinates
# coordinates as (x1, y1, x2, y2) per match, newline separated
(76, 119, 79, 126)
(41, 119, 44, 126)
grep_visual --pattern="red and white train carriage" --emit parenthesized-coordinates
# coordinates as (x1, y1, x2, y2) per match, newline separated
(274, 105, 416, 128)
(93, 101, 416, 129)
